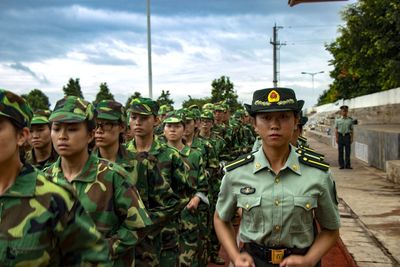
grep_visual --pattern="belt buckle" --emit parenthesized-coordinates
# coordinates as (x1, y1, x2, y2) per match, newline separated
(269, 249, 286, 264)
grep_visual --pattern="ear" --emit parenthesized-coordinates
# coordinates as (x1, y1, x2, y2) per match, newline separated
(17, 127, 30, 147)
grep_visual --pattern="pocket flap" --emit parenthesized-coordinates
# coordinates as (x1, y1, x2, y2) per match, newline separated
(237, 195, 261, 211)
(294, 196, 317, 211)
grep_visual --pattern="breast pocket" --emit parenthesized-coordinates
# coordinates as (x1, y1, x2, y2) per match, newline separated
(289, 196, 317, 234)
(6, 233, 53, 266)
(237, 195, 263, 233)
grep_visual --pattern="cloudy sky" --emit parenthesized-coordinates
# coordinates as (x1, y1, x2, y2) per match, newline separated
(0, 0, 356, 109)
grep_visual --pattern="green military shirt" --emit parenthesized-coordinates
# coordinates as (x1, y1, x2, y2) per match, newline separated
(46, 154, 152, 266)
(335, 116, 353, 134)
(0, 164, 110, 266)
(216, 146, 340, 248)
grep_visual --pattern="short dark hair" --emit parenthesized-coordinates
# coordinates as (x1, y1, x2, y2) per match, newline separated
(340, 105, 349, 110)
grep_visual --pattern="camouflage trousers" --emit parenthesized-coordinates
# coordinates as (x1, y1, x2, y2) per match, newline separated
(209, 179, 222, 259)
(135, 234, 161, 267)
(197, 203, 211, 267)
(179, 207, 200, 267)
(160, 218, 180, 267)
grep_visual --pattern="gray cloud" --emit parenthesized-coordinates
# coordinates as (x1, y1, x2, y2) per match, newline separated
(9, 62, 49, 84)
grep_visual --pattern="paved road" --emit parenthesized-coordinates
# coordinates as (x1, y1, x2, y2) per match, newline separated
(308, 135, 400, 267)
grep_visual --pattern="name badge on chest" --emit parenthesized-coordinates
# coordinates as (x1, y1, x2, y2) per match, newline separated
(240, 186, 256, 195)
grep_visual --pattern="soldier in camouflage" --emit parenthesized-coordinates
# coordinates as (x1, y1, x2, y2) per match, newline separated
(0, 89, 110, 266)
(163, 110, 209, 267)
(154, 104, 173, 136)
(27, 109, 58, 170)
(93, 100, 134, 173)
(126, 97, 187, 267)
(46, 96, 152, 267)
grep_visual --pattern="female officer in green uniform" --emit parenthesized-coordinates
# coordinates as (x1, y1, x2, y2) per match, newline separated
(214, 88, 340, 267)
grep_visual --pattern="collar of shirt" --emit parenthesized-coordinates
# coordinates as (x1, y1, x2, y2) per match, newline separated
(52, 154, 98, 183)
(2, 164, 36, 197)
(252, 144, 302, 176)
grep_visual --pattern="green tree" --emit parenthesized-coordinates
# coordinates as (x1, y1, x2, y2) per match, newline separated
(321, 0, 400, 105)
(125, 91, 142, 108)
(93, 82, 114, 105)
(24, 89, 50, 111)
(181, 96, 212, 109)
(157, 90, 174, 107)
(63, 78, 84, 98)
(211, 76, 240, 111)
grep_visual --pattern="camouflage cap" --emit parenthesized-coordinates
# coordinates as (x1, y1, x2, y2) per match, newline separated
(49, 96, 94, 123)
(200, 110, 214, 120)
(158, 104, 173, 115)
(163, 111, 185, 124)
(188, 104, 200, 110)
(180, 108, 195, 121)
(233, 109, 245, 119)
(214, 104, 226, 112)
(31, 109, 51, 125)
(191, 108, 201, 120)
(202, 103, 215, 111)
(128, 97, 159, 116)
(95, 100, 126, 123)
(0, 89, 33, 128)
(244, 87, 304, 116)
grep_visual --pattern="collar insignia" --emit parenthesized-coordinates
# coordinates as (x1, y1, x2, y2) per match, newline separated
(240, 186, 256, 195)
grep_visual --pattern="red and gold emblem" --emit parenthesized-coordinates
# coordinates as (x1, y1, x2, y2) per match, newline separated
(267, 90, 280, 103)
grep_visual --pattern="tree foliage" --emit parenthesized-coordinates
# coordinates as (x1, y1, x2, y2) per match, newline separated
(320, 0, 400, 104)
(93, 82, 114, 105)
(125, 91, 142, 108)
(157, 90, 174, 107)
(211, 76, 241, 111)
(24, 89, 50, 111)
(63, 78, 84, 98)
(181, 96, 212, 109)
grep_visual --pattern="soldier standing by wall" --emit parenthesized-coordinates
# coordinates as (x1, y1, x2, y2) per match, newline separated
(335, 105, 354, 169)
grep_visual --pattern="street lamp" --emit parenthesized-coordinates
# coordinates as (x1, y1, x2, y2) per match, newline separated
(301, 71, 324, 91)
(147, 0, 153, 99)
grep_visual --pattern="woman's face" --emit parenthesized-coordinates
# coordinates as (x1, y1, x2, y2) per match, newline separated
(30, 124, 51, 150)
(164, 123, 184, 142)
(254, 111, 298, 149)
(130, 113, 157, 137)
(51, 122, 93, 158)
(94, 119, 123, 148)
(0, 117, 27, 164)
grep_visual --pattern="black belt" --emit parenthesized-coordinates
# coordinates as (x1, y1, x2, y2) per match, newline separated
(339, 133, 351, 136)
(243, 243, 309, 264)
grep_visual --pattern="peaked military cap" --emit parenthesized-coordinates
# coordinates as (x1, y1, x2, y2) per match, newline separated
(163, 110, 184, 124)
(158, 104, 173, 115)
(299, 110, 308, 126)
(244, 87, 304, 116)
(49, 96, 94, 123)
(340, 105, 349, 110)
(202, 103, 215, 111)
(31, 109, 51, 125)
(0, 89, 33, 128)
(128, 97, 159, 116)
(95, 100, 126, 123)
(200, 110, 214, 120)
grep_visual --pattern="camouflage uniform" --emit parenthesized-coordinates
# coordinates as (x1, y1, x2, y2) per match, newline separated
(47, 96, 152, 267)
(163, 111, 208, 267)
(27, 110, 58, 170)
(126, 98, 187, 267)
(0, 89, 110, 266)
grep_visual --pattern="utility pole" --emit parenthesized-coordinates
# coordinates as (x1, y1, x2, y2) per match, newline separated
(147, 0, 153, 98)
(270, 24, 285, 88)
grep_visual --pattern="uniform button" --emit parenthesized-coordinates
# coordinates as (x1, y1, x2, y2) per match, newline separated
(275, 177, 280, 184)
(245, 204, 250, 210)
(274, 225, 281, 231)
(306, 203, 311, 209)
(275, 200, 279, 206)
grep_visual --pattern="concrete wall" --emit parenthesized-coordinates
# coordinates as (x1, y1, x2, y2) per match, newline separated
(354, 125, 400, 170)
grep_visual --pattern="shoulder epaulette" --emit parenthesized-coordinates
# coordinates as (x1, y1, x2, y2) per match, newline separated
(225, 152, 255, 172)
(298, 155, 330, 171)
(298, 136, 308, 142)
(296, 147, 325, 161)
